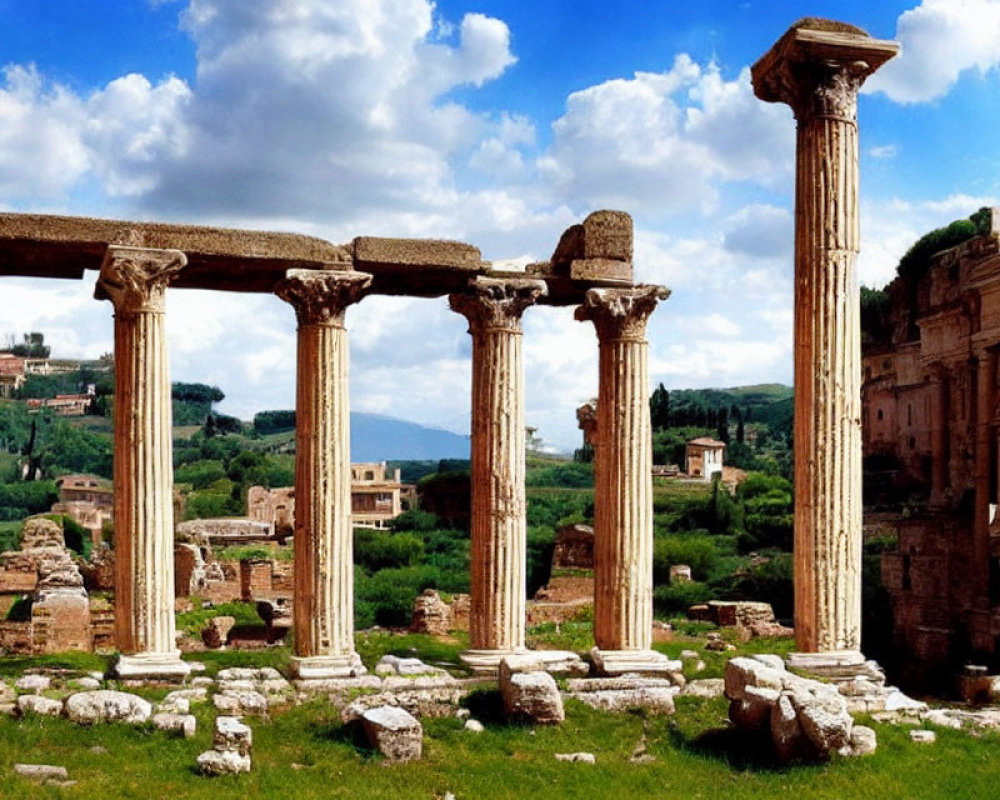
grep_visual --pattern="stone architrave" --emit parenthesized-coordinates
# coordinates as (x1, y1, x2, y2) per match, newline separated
(449, 277, 547, 672)
(576, 285, 671, 675)
(275, 268, 372, 680)
(752, 20, 898, 657)
(95, 246, 191, 679)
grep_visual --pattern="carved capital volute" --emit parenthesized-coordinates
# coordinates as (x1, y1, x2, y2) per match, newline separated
(575, 285, 669, 342)
(95, 246, 187, 314)
(766, 58, 869, 123)
(449, 277, 547, 334)
(275, 268, 372, 326)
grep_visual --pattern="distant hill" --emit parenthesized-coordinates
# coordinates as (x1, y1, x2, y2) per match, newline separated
(351, 412, 469, 462)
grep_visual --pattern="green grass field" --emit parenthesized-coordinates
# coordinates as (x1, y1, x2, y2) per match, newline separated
(0, 629, 996, 799)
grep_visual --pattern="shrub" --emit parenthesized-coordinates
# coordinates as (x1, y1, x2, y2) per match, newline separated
(653, 581, 713, 616)
(653, 535, 718, 583)
(354, 530, 424, 572)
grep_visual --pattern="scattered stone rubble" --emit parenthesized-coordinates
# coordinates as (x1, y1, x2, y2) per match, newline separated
(198, 716, 253, 775)
(725, 656, 874, 762)
(498, 655, 565, 725)
(564, 675, 680, 714)
(361, 705, 424, 762)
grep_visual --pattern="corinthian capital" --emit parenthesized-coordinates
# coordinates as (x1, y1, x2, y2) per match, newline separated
(575, 285, 669, 342)
(449, 277, 547, 333)
(751, 20, 899, 123)
(275, 268, 372, 326)
(95, 246, 187, 314)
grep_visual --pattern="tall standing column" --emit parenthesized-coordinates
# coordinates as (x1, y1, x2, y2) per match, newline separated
(576, 285, 671, 675)
(96, 246, 190, 679)
(276, 268, 372, 680)
(449, 277, 547, 672)
(972, 348, 996, 625)
(753, 21, 898, 659)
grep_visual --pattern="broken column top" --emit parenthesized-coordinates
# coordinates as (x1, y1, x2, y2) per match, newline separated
(752, 17, 900, 108)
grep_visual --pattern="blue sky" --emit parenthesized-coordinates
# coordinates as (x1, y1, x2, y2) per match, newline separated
(3, 0, 1000, 451)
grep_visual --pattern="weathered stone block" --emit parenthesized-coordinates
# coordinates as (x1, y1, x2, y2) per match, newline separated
(214, 716, 252, 756)
(500, 670, 565, 725)
(361, 706, 423, 762)
(64, 690, 152, 725)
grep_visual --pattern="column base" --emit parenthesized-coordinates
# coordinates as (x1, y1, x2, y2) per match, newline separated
(590, 647, 681, 676)
(461, 648, 590, 676)
(113, 651, 191, 681)
(786, 650, 885, 684)
(289, 653, 366, 681)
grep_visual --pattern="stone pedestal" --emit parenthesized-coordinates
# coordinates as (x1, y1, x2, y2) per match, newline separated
(96, 246, 190, 679)
(576, 285, 670, 675)
(752, 20, 898, 653)
(450, 277, 547, 673)
(276, 269, 372, 681)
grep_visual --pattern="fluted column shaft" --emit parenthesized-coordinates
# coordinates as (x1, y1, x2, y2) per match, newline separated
(96, 246, 188, 674)
(753, 25, 898, 654)
(576, 286, 668, 653)
(450, 278, 546, 657)
(276, 269, 371, 678)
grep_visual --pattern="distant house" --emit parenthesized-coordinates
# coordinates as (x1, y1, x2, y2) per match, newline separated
(0, 354, 25, 398)
(685, 437, 726, 481)
(25, 392, 93, 416)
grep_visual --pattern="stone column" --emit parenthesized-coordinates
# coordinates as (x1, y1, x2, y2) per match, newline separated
(275, 268, 372, 680)
(576, 285, 671, 675)
(96, 246, 190, 679)
(753, 21, 898, 660)
(449, 277, 548, 673)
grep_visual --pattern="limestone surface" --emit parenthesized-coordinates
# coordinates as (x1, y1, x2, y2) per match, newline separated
(64, 690, 152, 725)
(500, 670, 565, 725)
(361, 706, 423, 762)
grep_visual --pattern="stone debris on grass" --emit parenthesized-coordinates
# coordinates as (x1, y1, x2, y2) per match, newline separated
(375, 654, 450, 678)
(725, 656, 866, 762)
(463, 719, 484, 733)
(213, 689, 269, 717)
(499, 659, 564, 725)
(910, 729, 936, 744)
(14, 764, 68, 781)
(361, 705, 423, 763)
(555, 752, 595, 763)
(564, 674, 681, 714)
(201, 616, 236, 649)
(152, 712, 197, 738)
(16, 695, 63, 717)
(198, 716, 252, 776)
(64, 690, 152, 725)
(15, 674, 51, 694)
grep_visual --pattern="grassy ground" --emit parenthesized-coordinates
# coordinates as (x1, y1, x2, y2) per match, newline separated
(0, 629, 996, 798)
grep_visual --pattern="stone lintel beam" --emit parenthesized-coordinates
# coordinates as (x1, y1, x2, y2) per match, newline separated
(275, 268, 372, 679)
(576, 285, 671, 673)
(450, 276, 546, 669)
(0, 212, 348, 289)
(752, 20, 899, 120)
(96, 246, 189, 678)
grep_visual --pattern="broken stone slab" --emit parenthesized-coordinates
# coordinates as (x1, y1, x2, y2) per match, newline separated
(197, 749, 251, 776)
(844, 725, 877, 756)
(882, 690, 928, 714)
(14, 764, 68, 781)
(729, 686, 780, 731)
(164, 687, 208, 705)
(293, 675, 383, 693)
(339, 688, 464, 724)
(152, 712, 197, 738)
(361, 706, 423, 763)
(464, 719, 484, 733)
(500, 670, 565, 725)
(679, 679, 725, 699)
(15, 674, 51, 694)
(214, 716, 253, 756)
(71, 677, 102, 691)
(565, 687, 677, 714)
(16, 695, 63, 717)
(64, 691, 152, 725)
(564, 675, 678, 693)
(158, 697, 190, 714)
(381, 675, 458, 691)
(555, 752, 596, 763)
(213, 690, 269, 717)
(910, 729, 936, 743)
(375, 655, 449, 677)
